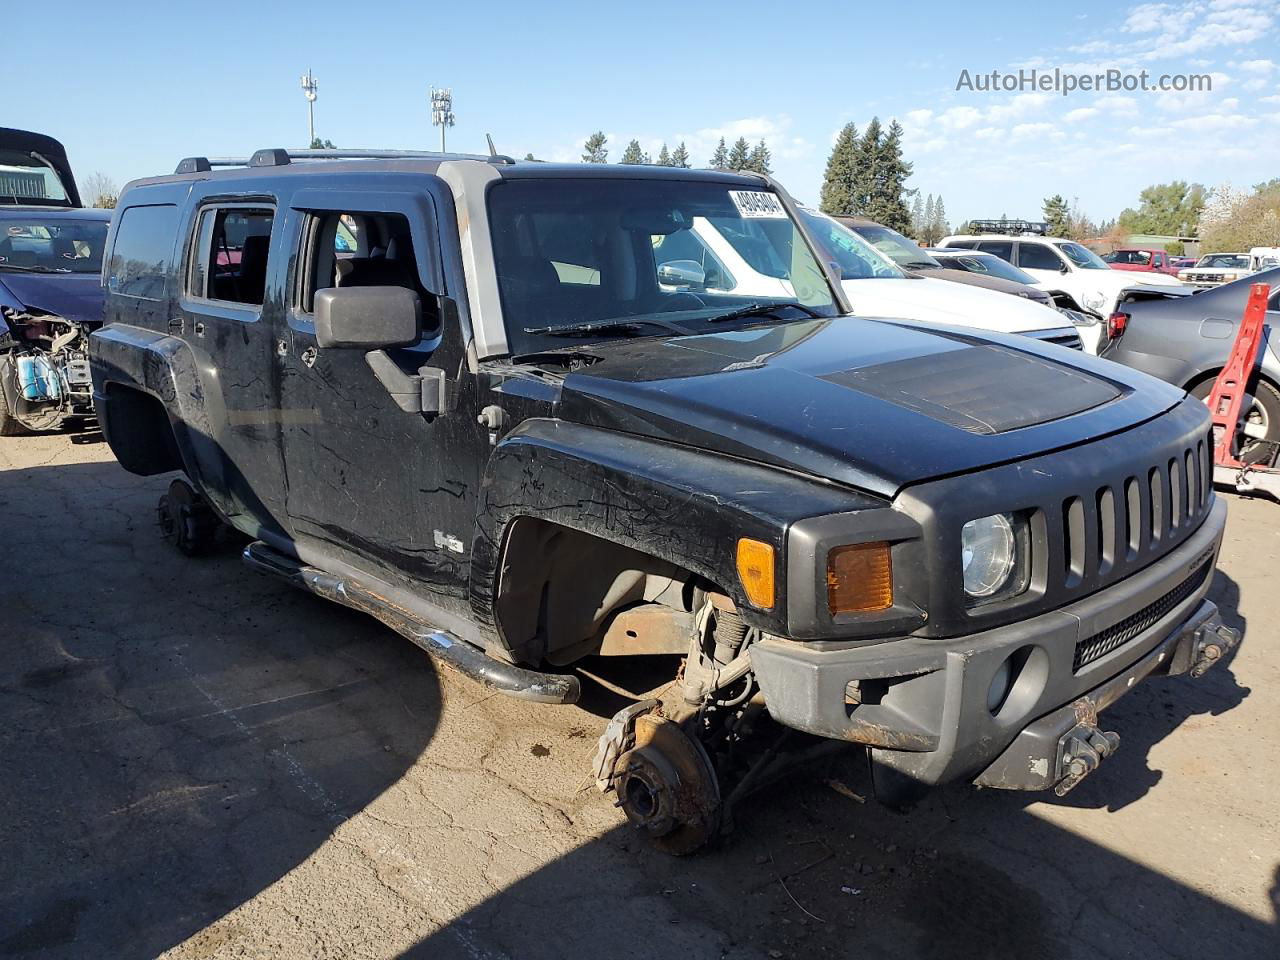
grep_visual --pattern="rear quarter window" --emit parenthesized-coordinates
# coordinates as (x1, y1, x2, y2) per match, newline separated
(108, 204, 179, 300)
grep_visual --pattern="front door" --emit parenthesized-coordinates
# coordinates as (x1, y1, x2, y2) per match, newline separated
(274, 190, 484, 615)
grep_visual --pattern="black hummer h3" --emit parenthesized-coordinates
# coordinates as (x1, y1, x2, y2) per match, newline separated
(91, 148, 1239, 853)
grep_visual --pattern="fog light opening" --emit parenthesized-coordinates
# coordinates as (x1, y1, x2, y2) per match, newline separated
(987, 658, 1014, 714)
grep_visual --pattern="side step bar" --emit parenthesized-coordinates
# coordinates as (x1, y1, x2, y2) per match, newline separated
(243, 541, 580, 705)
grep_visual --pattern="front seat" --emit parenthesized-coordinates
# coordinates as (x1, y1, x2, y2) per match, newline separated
(237, 234, 271, 304)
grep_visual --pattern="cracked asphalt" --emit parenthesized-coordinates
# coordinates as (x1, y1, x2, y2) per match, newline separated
(1, 430, 1278, 960)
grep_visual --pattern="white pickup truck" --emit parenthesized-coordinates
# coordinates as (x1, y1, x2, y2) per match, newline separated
(656, 212, 1091, 351)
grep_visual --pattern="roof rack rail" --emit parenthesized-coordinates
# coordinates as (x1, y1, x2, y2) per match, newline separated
(967, 218, 1050, 236)
(174, 147, 512, 175)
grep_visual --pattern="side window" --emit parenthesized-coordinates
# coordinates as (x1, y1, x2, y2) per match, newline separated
(975, 241, 1013, 261)
(1270, 288, 1280, 312)
(186, 206, 275, 306)
(108, 204, 179, 300)
(1016, 242, 1064, 271)
(945, 240, 977, 249)
(300, 211, 425, 313)
(1153, 253, 1165, 268)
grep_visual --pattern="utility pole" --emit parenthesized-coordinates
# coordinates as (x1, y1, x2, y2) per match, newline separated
(430, 87, 455, 153)
(300, 70, 318, 145)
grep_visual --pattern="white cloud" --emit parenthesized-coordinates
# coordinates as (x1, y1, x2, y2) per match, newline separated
(1011, 122, 1057, 140)
(1238, 58, 1277, 73)
(1064, 107, 1099, 123)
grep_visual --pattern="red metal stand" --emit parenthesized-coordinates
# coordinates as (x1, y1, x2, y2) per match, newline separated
(1207, 282, 1279, 498)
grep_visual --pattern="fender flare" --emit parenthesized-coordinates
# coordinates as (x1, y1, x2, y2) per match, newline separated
(467, 419, 880, 645)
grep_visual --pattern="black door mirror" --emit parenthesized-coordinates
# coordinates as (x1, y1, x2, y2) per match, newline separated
(314, 287, 421, 349)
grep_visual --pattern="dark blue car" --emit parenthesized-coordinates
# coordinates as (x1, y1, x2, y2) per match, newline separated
(0, 128, 111, 434)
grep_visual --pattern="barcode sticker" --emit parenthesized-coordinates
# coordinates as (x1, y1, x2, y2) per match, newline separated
(729, 190, 787, 219)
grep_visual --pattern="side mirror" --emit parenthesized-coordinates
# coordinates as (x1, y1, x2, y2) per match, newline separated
(1059, 262, 1070, 274)
(657, 259, 706, 288)
(314, 286, 421, 349)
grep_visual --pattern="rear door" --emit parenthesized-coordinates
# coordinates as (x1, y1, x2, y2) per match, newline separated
(175, 195, 289, 531)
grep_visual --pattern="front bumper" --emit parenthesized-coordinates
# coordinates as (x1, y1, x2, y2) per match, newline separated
(752, 497, 1231, 794)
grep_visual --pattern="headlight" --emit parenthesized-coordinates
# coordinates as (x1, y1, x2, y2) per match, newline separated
(1081, 291, 1107, 312)
(961, 513, 1017, 599)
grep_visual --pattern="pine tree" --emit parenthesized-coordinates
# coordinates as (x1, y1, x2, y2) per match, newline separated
(620, 139, 647, 164)
(582, 132, 608, 163)
(671, 142, 691, 168)
(922, 195, 936, 244)
(656, 143, 671, 166)
(931, 196, 949, 243)
(1043, 194, 1071, 237)
(710, 138, 729, 169)
(727, 137, 751, 172)
(523, 152, 537, 161)
(910, 193, 925, 239)
(853, 117, 883, 214)
(819, 123, 859, 215)
(868, 120, 914, 233)
(747, 140, 773, 175)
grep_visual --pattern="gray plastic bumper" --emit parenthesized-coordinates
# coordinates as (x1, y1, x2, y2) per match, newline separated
(751, 498, 1230, 792)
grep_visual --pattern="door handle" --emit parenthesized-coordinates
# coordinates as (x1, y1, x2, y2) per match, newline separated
(167, 317, 184, 334)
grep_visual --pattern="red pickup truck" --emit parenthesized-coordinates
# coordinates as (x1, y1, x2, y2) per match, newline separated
(1102, 247, 1180, 275)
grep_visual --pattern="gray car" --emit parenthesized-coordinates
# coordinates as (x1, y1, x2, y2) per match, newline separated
(1102, 266, 1280, 445)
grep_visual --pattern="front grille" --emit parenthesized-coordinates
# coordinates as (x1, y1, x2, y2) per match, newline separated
(1060, 434, 1212, 592)
(1074, 560, 1211, 670)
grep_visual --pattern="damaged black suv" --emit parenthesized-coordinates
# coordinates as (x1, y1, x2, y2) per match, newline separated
(91, 148, 1239, 853)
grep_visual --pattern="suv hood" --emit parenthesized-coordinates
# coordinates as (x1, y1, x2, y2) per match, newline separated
(840, 276, 1065, 334)
(554, 317, 1185, 497)
(1090, 269, 1183, 289)
(909, 266, 1053, 304)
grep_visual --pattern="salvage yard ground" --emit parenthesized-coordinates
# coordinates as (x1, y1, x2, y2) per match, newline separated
(1, 430, 1277, 960)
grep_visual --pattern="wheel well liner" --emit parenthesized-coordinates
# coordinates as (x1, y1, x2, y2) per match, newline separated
(101, 383, 182, 475)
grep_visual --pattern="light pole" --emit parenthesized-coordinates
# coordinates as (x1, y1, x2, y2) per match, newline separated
(300, 70, 318, 146)
(430, 87, 455, 153)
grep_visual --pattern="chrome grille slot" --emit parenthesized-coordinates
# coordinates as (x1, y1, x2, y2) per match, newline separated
(1149, 466, 1164, 546)
(1169, 458, 1182, 532)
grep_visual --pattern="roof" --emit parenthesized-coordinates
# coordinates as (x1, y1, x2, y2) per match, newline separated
(0, 205, 112, 221)
(942, 233, 1074, 244)
(829, 213, 880, 227)
(129, 149, 765, 191)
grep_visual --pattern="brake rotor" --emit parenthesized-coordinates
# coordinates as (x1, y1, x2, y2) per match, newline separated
(612, 713, 721, 855)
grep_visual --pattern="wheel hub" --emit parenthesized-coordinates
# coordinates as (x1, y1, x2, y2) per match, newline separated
(612, 713, 720, 855)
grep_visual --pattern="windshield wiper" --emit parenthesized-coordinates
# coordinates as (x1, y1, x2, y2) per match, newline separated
(706, 301, 825, 324)
(522, 317, 688, 338)
(904, 261, 938, 270)
(0, 264, 71, 273)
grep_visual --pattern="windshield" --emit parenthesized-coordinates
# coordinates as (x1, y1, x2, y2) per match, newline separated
(0, 217, 108, 273)
(848, 223, 940, 270)
(489, 179, 839, 354)
(1197, 254, 1250, 269)
(0, 150, 71, 205)
(939, 252, 1038, 284)
(1104, 250, 1153, 265)
(798, 210, 903, 280)
(1058, 242, 1108, 270)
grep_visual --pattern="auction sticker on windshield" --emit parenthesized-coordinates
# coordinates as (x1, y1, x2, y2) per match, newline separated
(729, 191, 787, 219)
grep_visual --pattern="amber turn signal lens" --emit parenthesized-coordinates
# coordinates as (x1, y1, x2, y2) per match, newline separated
(827, 542, 893, 615)
(736, 538, 776, 610)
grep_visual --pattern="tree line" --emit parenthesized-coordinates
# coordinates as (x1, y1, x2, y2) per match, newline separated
(578, 132, 773, 173)
(817, 118, 914, 234)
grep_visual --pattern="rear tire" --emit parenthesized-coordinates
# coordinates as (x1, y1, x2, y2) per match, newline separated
(1191, 377, 1280, 443)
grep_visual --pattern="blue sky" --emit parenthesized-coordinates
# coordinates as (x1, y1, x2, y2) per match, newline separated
(10, 0, 1279, 225)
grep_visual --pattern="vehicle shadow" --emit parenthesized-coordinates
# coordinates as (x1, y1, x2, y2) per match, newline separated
(0, 450, 443, 959)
